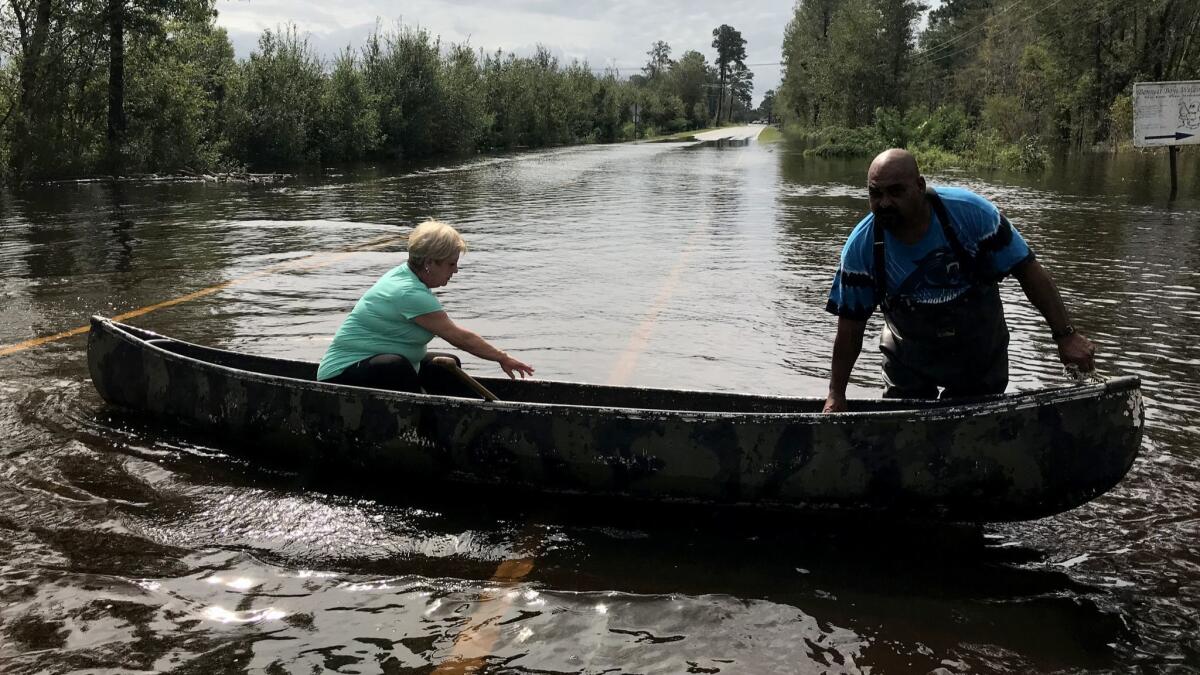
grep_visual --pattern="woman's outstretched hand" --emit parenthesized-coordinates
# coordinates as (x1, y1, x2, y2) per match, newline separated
(499, 354, 534, 379)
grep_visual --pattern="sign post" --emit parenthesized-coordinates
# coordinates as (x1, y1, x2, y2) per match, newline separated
(1133, 80, 1200, 199)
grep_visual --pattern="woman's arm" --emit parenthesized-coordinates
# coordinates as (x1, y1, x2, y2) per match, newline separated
(413, 311, 534, 379)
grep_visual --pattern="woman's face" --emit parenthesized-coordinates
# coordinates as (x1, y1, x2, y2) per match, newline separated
(424, 253, 460, 288)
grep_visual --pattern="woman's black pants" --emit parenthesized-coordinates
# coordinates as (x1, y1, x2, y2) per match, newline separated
(326, 352, 478, 398)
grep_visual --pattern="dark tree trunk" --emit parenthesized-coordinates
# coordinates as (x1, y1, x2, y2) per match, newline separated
(12, 0, 54, 177)
(714, 69, 724, 124)
(107, 0, 126, 175)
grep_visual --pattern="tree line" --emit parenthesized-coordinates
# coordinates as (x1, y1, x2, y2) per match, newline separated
(0, 1, 760, 182)
(777, 0, 1200, 169)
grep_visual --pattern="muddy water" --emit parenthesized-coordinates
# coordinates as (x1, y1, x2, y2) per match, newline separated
(1, 141, 1198, 672)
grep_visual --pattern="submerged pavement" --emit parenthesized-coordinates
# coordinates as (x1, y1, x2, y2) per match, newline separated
(691, 124, 767, 142)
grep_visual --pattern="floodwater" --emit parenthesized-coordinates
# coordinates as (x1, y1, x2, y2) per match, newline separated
(1, 137, 1198, 673)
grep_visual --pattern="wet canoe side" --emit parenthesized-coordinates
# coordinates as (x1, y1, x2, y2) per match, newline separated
(86, 316, 1144, 521)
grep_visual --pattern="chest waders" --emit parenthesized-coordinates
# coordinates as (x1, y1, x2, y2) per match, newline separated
(875, 190, 1010, 399)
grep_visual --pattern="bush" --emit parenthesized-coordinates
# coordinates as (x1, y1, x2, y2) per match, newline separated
(123, 21, 234, 173)
(911, 145, 962, 171)
(1013, 134, 1049, 171)
(874, 107, 911, 147)
(318, 49, 381, 162)
(1107, 94, 1133, 147)
(965, 130, 1048, 172)
(801, 125, 887, 157)
(226, 25, 324, 168)
(914, 105, 972, 152)
(981, 94, 1033, 144)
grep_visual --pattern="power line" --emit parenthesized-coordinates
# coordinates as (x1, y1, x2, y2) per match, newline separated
(917, 0, 1075, 64)
(916, 0, 1031, 60)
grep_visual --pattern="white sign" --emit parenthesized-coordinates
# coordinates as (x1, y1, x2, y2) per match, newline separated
(1133, 80, 1200, 147)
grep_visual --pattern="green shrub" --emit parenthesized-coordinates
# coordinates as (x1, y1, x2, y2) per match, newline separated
(226, 25, 324, 168)
(910, 145, 962, 171)
(801, 125, 887, 157)
(874, 107, 910, 147)
(318, 48, 381, 162)
(1108, 94, 1133, 146)
(914, 105, 972, 152)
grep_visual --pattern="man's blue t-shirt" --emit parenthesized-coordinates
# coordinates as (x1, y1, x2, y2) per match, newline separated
(826, 187, 1034, 320)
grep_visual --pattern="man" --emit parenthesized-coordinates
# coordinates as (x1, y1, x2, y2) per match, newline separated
(823, 148, 1096, 413)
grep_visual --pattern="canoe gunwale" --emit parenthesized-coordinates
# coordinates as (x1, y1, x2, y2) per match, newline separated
(89, 315, 1140, 422)
(86, 315, 1145, 521)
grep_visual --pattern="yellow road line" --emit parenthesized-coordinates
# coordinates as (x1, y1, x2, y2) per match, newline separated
(430, 227, 701, 668)
(431, 151, 752, 671)
(0, 233, 403, 358)
(430, 556, 538, 674)
(606, 233, 699, 386)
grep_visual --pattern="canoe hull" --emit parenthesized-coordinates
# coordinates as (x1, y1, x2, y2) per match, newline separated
(87, 317, 1144, 521)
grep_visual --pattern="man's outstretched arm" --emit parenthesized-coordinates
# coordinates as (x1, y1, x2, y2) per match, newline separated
(1013, 259, 1096, 371)
(824, 316, 868, 412)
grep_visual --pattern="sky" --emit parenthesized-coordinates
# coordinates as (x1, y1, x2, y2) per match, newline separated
(213, 0, 793, 106)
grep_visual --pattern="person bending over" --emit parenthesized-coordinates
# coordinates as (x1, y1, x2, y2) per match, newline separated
(823, 149, 1094, 412)
(317, 219, 533, 396)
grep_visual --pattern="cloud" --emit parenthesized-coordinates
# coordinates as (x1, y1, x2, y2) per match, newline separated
(214, 0, 790, 102)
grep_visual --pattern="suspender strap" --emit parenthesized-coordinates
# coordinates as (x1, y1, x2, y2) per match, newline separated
(872, 213, 887, 308)
(925, 187, 977, 282)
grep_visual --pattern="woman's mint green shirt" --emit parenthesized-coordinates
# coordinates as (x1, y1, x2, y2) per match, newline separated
(317, 264, 443, 381)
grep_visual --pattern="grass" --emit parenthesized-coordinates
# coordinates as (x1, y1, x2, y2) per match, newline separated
(756, 125, 783, 143)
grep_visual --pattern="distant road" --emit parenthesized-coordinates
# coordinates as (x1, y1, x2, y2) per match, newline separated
(692, 125, 766, 142)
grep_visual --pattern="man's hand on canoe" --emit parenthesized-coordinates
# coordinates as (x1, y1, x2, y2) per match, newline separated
(823, 393, 848, 413)
(1058, 332, 1097, 372)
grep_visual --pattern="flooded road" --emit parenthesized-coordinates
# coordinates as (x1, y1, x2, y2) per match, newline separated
(1, 138, 1198, 673)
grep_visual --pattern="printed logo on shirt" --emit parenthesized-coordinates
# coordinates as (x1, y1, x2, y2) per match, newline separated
(893, 247, 970, 304)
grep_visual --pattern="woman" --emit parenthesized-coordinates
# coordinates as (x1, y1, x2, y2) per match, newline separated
(317, 220, 534, 395)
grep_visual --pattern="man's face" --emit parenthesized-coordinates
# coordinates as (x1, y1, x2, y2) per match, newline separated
(868, 166, 925, 232)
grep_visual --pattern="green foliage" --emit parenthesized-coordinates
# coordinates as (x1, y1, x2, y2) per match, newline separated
(225, 25, 324, 167)
(1013, 135, 1049, 172)
(913, 105, 971, 151)
(1107, 94, 1133, 146)
(980, 94, 1031, 143)
(798, 125, 888, 157)
(910, 145, 960, 171)
(0, 0, 225, 178)
(711, 24, 748, 123)
(435, 44, 490, 154)
(318, 49, 381, 162)
(873, 107, 911, 147)
(0, 10, 734, 180)
(965, 130, 1048, 172)
(362, 25, 444, 160)
(124, 20, 234, 172)
(778, 0, 1200, 171)
(667, 50, 711, 128)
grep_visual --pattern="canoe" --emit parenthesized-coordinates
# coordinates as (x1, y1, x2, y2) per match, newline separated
(86, 316, 1144, 521)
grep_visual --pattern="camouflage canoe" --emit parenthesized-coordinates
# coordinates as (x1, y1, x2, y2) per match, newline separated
(87, 316, 1144, 521)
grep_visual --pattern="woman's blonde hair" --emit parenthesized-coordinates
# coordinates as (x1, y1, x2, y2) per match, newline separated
(407, 219, 467, 266)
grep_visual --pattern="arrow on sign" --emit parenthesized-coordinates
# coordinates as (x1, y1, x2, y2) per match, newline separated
(1144, 131, 1195, 141)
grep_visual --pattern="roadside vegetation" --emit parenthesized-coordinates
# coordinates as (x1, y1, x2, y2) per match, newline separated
(776, 0, 1200, 171)
(756, 125, 784, 143)
(0, 1, 768, 183)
